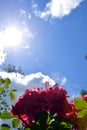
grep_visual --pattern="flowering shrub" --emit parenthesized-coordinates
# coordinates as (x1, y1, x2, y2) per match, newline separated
(10, 83, 78, 130)
(1, 79, 87, 130)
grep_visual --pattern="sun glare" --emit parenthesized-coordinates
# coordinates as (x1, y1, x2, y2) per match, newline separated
(3, 26, 23, 47)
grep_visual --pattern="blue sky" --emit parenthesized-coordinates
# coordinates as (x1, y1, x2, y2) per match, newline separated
(0, 0, 87, 96)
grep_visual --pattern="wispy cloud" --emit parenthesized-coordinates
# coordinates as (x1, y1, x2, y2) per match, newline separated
(20, 9, 26, 15)
(32, 0, 84, 19)
(19, 9, 35, 49)
(21, 25, 34, 49)
(50, 72, 67, 85)
(20, 9, 32, 21)
(19, 9, 33, 39)
(23, 25, 34, 39)
(60, 77, 67, 85)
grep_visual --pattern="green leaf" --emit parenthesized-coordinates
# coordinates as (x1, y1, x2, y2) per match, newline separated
(4, 78, 11, 88)
(0, 112, 14, 119)
(12, 118, 20, 128)
(78, 109, 87, 118)
(0, 87, 4, 92)
(0, 124, 10, 130)
(74, 98, 87, 110)
(5, 78, 11, 84)
(0, 78, 11, 92)
(78, 114, 87, 130)
(61, 121, 72, 129)
(10, 91, 16, 100)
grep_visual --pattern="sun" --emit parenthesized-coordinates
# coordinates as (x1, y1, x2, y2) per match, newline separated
(3, 26, 23, 47)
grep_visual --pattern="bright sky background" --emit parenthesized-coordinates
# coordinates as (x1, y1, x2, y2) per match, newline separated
(0, 0, 87, 97)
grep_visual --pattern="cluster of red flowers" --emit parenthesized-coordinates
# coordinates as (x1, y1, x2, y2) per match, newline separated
(11, 83, 87, 129)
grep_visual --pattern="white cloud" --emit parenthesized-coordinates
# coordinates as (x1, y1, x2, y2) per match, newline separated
(0, 72, 55, 97)
(33, 0, 84, 19)
(60, 77, 67, 85)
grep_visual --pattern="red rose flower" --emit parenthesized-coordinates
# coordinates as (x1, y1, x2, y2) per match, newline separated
(11, 83, 75, 126)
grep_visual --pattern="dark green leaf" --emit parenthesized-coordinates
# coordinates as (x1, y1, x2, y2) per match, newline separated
(24, 126, 31, 130)
(55, 115, 73, 125)
(36, 111, 48, 124)
(0, 78, 5, 84)
(31, 123, 41, 130)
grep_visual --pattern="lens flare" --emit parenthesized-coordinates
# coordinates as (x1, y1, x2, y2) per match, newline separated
(3, 26, 23, 47)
